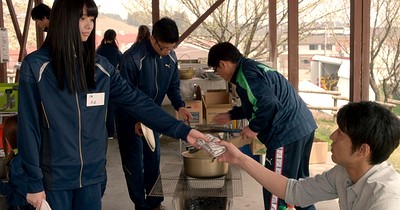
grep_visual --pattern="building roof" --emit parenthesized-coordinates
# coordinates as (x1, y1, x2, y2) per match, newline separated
(311, 55, 343, 65)
(175, 42, 209, 61)
(95, 16, 138, 50)
(96, 16, 138, 35)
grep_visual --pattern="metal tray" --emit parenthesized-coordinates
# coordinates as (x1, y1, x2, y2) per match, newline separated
(149, 164, 243, 198)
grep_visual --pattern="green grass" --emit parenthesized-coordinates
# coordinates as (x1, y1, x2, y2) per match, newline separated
(393, 105, 400, 116)
(313, 110, 400, 172)
(313, 111, 335, 147)
(388, 149, 400, 172)
(388, 105, 400, 172)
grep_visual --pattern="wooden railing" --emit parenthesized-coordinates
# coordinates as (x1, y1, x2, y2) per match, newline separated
(299, 90, 397, 118)
(299, 90, 341, 114)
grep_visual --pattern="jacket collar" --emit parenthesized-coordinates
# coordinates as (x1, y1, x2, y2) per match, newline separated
(145, 39, 158, 57)
(230, 57, 245, 84)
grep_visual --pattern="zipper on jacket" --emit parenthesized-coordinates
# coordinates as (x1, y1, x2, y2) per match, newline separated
(40, 102, 50, 129)
(75, 93, 84, 188)
(153, 58, 159, 100)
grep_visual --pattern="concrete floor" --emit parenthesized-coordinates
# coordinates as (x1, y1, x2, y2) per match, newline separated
(102, 136, 339, 210)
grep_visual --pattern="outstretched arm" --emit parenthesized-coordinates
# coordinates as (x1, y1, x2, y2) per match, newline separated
(186, 129, 208, 147)
(216, 140, 288, 199)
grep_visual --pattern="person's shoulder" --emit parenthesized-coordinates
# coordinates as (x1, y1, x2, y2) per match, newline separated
(239, 58, 265, 75)
(167, 50, 178, 62)
(21, 48, 51, 71)
(126, 41, 146, 52)
(96, 54, 107, 62)
(96, 54, 113, 68)
(369, 162, 400, 182)
(8, 154, 23, 174)
(123, 42, 148, 60)
(96, 45, 106, 53)
(242, 58, 273, 70)
(97, 44, 117, 52)
(10, 153, 21, 163)
(240, 57, 254, 65)
(24, 48, 50, 61)
(364, 163, 400, 201)
(239, 58, 259, 71)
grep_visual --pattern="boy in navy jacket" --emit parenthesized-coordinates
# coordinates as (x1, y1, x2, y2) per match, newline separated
(208, 42, 317, 210)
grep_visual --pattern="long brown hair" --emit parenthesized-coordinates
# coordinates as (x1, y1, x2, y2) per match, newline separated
(135, 25, 150, 43)
(2, 115, 18, 163)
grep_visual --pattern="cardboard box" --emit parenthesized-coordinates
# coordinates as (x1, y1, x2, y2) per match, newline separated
(202, 90, 232, 125)
(204, 104, 233, 124)
(176, 100, 203, 126)
(203, 90, 231, 105)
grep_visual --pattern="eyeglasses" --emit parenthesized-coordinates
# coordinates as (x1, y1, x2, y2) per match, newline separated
(155, 39, 176, 52)
(212, 66, 220, 75)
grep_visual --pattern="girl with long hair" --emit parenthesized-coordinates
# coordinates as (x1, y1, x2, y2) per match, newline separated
(0, 115, 33, 209)
(17, 0, 206, 209)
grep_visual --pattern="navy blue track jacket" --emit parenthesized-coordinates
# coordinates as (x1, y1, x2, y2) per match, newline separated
(119, 40, 184, 110)
(229, 58, 317, 150)
(0, 154, 31, 208)
(17, 47, 191, 193)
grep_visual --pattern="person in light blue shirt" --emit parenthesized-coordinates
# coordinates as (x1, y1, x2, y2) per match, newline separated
(217, 101, 400, 210)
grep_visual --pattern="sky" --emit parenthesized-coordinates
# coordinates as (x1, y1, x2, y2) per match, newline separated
(94, 0, 128, 19)
(41, 0, 183, 20)
(41, 0, 130, 19)
(93, 0, 181, 20)
(41, 0, 344, 24)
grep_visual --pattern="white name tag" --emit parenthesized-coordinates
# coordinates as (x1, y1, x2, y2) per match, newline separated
(87, 92, 105, 107)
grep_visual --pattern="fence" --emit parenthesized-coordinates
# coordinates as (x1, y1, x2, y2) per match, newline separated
(299, 90, 397, 119)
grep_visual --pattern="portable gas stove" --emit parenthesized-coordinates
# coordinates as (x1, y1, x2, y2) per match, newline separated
(149, 163, 243, 210)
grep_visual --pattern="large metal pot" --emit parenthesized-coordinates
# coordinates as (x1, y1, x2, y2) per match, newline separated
(182, 149, 228, 178)
(179, 67, 195, 80)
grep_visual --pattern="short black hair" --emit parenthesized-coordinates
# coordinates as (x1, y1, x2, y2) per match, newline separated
(207, 42, 243, 68)
(31, 3, 51, 21)
(337, 101, 400, 164)
(152, 17, 179, 43)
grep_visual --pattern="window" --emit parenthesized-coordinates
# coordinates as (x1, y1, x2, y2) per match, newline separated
(309, 44, 318, 50)
(321, 44, 333, 50)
